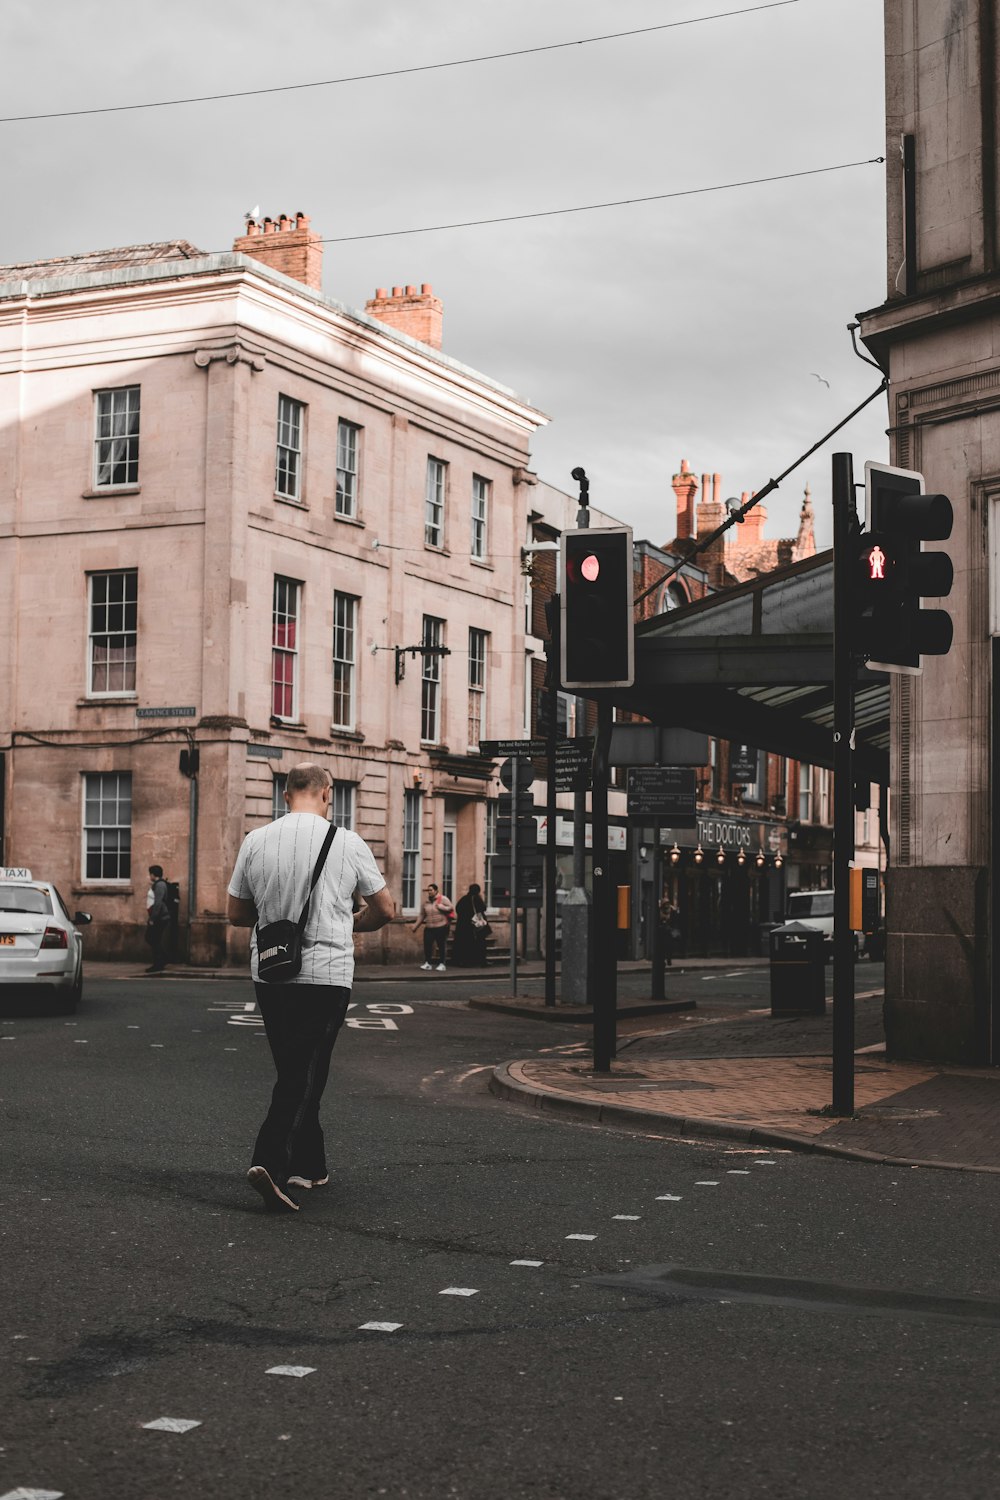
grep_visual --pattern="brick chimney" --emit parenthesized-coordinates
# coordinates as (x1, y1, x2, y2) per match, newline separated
(697, 472, 729, 588)
(739, 492, 766, 544)
(671, 459, 698, 540)
(364, 284, 443, 350)
(233, 212, 323, 291)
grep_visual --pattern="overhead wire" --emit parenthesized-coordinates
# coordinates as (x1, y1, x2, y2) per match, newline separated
(312, 158, 885, 245)
(0, 2, 800, 125)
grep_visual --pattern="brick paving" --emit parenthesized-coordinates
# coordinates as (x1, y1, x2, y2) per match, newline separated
(497, 999, 1000, 1173)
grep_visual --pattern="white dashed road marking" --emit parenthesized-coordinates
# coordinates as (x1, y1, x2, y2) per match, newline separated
(1, 1488, 65, 1499)
(359, 1322, 402, 1333)
(565, 1234, 596, 1241)
(266, 1365, 315, 1377)
(142, 1417, 202, 1433)
(612, 1215, 640, 1221)
(655, 1195, 683, 1201)
(695, 1181, 719, 1186)
(510, 1260, 544, 1268)
(439, 1287, 479, 1297)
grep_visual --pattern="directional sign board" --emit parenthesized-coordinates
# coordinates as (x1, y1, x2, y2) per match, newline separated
(626, 767, 697, 824)
(479, 739, 547, 759)
(553, 736, 593, 791)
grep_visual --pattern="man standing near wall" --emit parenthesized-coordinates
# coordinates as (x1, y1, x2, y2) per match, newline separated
(227, 762, 394, 1213)
(145, 865, 171, 974)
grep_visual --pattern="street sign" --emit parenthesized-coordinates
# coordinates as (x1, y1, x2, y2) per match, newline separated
(499, 757, 535, 791)
(730, 744, 757, 782)
(626, 767, 697, 823)
(480, 739, 547, 759)
(608, 725, 709, 767)
(553, 736, 593, 791)
(498, 791, 535, 817)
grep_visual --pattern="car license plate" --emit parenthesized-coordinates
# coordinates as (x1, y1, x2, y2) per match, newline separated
(0, 935, 16, 945)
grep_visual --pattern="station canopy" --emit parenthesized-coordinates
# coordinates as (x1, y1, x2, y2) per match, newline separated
(605, 550, 889, 787)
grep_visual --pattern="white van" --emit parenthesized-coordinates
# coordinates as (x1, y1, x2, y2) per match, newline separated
(784, 890, 861, 957)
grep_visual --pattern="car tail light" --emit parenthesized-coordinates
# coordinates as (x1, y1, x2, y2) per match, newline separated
(40, 926, 68, 949)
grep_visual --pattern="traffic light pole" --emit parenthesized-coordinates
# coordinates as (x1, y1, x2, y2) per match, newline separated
(509, 755, 519, 999)
(832, 452, 856, 1116)
(592, 700, 616, 1071)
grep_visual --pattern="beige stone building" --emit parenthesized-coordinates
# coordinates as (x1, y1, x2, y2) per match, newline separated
(0, 216, 546, 963)
(859, 1, 999, 1060)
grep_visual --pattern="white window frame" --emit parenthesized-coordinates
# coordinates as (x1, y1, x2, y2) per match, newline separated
(87, 569, 138, 698)
(556, 692, 577, 738)
(275, 394, 304, 501)
(467, 628, 488, 751)
(485, 801, 498, 911)
(798, 763, 813, 823)
(272, 576, 301, 722)
(332, 591, 358, 731)
(336, 419, 361, 518)
(330, 781, 355, 831)
(471, 474, 490, 559)
(93, 386, 140, 489)
(271, 773, 288, 821)
(421, 616, 444, 743)
(425, 457, 446, 548)
(402, 789, 422, 912)
(82, 772, 132, 883)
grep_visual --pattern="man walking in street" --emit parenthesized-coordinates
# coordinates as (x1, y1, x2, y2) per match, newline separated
(145, 865, 171, 973)
(227, 762, 394, 1213)
(411, 882, 454, 971)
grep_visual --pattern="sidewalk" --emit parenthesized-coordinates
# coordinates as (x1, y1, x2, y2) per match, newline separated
(492, 1002, 1000, 1174)
(83, 955, 768, 984)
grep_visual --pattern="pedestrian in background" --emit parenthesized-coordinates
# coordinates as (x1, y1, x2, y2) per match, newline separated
(452, 882, 490, 967)
(411, 883, 453, 971)
(145, 864, 171, 974)
(659, 893, 680, 967)
(227, 762, 394, 1214)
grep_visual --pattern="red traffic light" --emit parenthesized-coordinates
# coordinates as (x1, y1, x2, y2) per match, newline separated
(581, 553, 600, 582)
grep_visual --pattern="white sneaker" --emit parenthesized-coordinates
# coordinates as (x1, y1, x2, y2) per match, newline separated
(420, 961, 432, 970)
(436, 963, 447, 972)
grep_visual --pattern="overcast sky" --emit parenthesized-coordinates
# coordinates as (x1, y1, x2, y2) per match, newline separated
(4, 0, 887, 549)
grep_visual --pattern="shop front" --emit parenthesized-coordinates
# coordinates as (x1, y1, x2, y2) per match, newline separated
(635, 811, 788, 959)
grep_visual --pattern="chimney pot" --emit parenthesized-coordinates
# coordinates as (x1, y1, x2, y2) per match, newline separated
(421, 282, 432, 294)
(232, 209, 324, 290)
(405, 284, 417, 295)
(392, 285, 403, 297)
(375, 287, 387, 299)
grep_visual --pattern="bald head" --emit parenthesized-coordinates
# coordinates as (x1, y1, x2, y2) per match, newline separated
(284, 762, 331, 815)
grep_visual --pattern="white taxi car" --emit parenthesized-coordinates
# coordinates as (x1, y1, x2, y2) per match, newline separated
(0, 868, 91, 1013)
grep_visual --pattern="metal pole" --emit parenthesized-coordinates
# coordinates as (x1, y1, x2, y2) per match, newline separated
(651, 818, 665, 1001)
(832, 452, 856, 1115)
(592, 700, 615, 1070)
(510, 755, 519, 998)
(545, 701, 558, 1006)
(187, 771, 199, 961)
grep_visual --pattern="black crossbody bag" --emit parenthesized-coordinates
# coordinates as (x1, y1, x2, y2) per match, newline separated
(256, 824, 337, 983)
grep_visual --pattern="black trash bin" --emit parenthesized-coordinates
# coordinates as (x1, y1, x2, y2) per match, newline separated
(769, 921, 826, 1016)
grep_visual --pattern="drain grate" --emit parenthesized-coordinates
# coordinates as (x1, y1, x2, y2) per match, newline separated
(591, 1264, 1000, 1327)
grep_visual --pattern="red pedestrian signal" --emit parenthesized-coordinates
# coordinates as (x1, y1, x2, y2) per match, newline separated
(852, 463, 954, 672)
(560, 527, 634, 689)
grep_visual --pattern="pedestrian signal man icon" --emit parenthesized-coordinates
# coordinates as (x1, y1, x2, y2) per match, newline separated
(869, 544, 886, 581)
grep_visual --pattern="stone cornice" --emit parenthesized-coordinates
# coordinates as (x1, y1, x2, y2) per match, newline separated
(194, 342, 265, 373)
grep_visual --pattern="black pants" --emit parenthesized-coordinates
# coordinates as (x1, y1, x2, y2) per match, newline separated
(146, 918, 171, 969)
(423, 927, 448, 964)
(251, 982, 351, 1186)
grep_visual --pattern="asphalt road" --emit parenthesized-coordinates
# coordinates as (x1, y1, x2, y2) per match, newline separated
(3, 967, 997, 1500)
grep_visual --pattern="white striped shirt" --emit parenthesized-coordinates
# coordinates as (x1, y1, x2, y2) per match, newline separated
(228, 813, 386, 987)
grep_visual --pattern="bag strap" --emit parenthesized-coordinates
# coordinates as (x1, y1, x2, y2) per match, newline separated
(296, 823, 337, 936)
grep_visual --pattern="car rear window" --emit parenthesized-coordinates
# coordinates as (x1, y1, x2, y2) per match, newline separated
(787, 893, 834, 919)
(0, 886, 53, 915)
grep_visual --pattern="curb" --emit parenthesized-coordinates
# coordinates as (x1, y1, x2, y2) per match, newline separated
(468, 998, 697, 1022)
(489, 1062, 1000, 1175)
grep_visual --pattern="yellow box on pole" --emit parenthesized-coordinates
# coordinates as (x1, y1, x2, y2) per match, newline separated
(849, 867, 862, 931)
(617, 885, 630, 929)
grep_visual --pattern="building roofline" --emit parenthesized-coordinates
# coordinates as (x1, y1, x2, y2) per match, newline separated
(0, 249, 549, 420)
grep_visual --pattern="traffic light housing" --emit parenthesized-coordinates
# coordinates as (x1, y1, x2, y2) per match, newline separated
(560, 527, 634, 689)
(855, 462, 954, 672)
